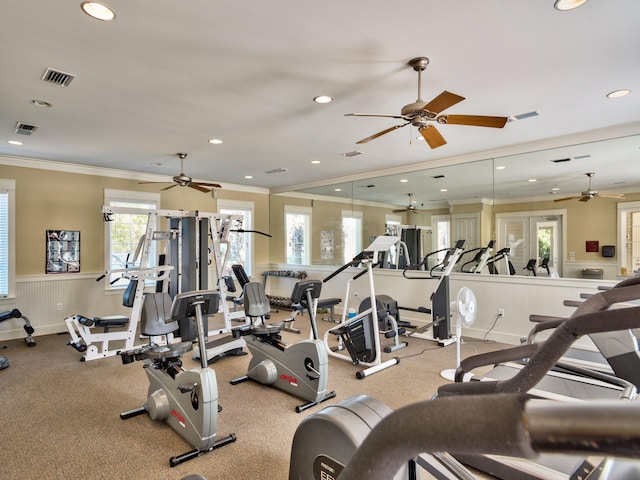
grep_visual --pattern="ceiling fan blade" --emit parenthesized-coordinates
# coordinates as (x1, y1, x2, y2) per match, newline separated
(419, 125, 447, 149)
(195, 182, 222, 188)
(440, 114, 508, 128)
(422, 91, 465, 114)
(392, 208, 406, 214)
(553, 196, 579, 202)
(138, 181, 170, 185)
(188, 184, 211, 193)
(579, 196, 591, 202)
(356, 122, 410, 144)
(160, 184, 178, 191)
(346, 113, 406, 119)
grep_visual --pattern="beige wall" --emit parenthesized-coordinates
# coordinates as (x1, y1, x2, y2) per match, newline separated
(1, 164, 270, 276)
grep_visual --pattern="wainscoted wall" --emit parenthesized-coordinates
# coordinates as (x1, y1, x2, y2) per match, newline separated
(0, 265, 619, 348)
(263, 265, 619, 347)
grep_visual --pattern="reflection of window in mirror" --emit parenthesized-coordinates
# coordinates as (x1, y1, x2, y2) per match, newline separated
(285, 205, 311, 265)
(342, 210, 362, 263)
(219, 200, 254, 277)
(431, 215, 450, 268)
(618, 201, 640, 276)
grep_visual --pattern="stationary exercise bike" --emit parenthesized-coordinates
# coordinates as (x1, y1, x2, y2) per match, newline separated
(230, 280, 336, 413)
(0, 308, 36, 370)
(119, 290, 236, 467)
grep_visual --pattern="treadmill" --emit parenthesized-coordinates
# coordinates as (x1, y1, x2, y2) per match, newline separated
(435, 278, 640, 480)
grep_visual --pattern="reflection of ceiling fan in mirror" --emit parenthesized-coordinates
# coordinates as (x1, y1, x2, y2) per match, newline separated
(345, 57, 509, 149)
(554, 172, 625, 203)
(392, 193, 422, 214)
(139, 153, 222, 193)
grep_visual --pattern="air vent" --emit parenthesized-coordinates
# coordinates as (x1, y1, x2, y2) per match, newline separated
(265, 167, 289, 174)
(432, 174, 446, 179)
(41, 67, 76, 86)
(509, 110, 540, 122)
(551, 158, 571, 163)
(15, 122, 39, 135)
(343, 150, 363, 157)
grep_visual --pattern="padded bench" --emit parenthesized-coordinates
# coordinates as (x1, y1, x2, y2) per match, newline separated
(77, 314, 129, 332)
(317, 297, 342, 323)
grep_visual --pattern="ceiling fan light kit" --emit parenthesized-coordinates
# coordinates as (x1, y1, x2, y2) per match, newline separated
(346, 57, 509, 150)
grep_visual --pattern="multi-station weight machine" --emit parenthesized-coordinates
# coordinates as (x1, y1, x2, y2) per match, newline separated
(65, 206, 260, 362)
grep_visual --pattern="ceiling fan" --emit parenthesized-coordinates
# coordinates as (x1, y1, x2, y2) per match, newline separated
(139, 153, 222, 193)
(392, 193, 422, 214)
(345, 57, 509, 149)
(554, 172, 625, 203)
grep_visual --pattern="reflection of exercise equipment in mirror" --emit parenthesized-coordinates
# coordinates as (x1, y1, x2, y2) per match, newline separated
(458, 240, 494, 274)
(0, 308, 36, 370)
(486, 246, 515, 275)
(322, 236, 405, 379)
(119, 290, 236, 467)
(402, 240, 466, 347)
(230, 280, 336, 412)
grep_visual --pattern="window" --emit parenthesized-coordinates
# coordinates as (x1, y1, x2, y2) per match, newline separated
(0, 179, 15, 298)
(104, 189, 160, 288)
(285, 205, 311, 265)
(218, 200, 254, 277)
(342, 210, 362, 263)
(618, 201, 640, 276)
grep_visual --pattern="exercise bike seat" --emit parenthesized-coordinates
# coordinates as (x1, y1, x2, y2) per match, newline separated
(140, 292, 179, 336)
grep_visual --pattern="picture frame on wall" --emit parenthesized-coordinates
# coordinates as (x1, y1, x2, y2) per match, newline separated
(46, 230, 80, 273)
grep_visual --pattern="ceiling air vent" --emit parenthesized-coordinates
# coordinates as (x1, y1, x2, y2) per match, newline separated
(343, 150, 363, 157)
(15, 122, 39, 135)
(265, 167, 289, 174)
(41, 67, 76, 86)
(551, 158, 571, 163)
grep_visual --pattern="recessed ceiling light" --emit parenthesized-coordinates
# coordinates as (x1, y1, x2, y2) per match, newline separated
(244, 175, 253, 179)
(334, 188, 342, 192)
(607, 89, 631, 99)
(400, 179, 408, 183)
(81, 2, 115, 21)
(314, 95, 333, 104)
(529, 178, 537, 182)
(554, 0, 588, 11)
(440, 188, 448, 192)
(30, 99, 52, 108)
(495, 166, 506, 170)
(8, 140, 23, 146)
(208, 138, 223, 144)
(552, 187, 560, 191)
(310, 160, 321, 164)
(150, 162, 162, 166)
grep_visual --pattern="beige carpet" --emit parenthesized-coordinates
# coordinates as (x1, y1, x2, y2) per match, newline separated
(0, 310, 505, 480)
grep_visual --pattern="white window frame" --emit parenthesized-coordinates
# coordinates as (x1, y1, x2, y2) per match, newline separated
(342, 210, 363, 263)
(103, 189, 160, 290)
(285, 205, 312, 265)
(0, 179, 16, 299)
(618, 201, 640, 276)
(218, 199, 254, 277)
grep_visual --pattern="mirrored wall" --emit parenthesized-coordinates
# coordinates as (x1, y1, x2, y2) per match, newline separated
(270, 134, 640, 279)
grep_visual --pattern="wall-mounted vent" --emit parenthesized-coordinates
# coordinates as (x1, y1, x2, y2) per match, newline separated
(15, 122, 39, 135)
(265, 167, 289, 174)
(41, 67, 76, 86)
(551, 158, 571, 163)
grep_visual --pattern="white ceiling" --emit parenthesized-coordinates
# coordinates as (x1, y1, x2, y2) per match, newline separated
(1, 1, 639, 204)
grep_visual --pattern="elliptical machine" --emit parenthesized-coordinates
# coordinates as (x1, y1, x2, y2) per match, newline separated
(230, 279, 336, 413)
(119, 290, 236, 467)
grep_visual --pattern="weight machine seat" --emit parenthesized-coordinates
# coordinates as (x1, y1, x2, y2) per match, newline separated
(93, 315, 129, 328)
(141, 292, 179, 336)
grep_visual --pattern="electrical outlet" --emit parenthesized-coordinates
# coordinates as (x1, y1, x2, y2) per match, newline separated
(498, 308, 505, 317)
(56, 303, 63, 311)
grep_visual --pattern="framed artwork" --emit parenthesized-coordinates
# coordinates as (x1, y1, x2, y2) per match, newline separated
(46, 230, 80, 273)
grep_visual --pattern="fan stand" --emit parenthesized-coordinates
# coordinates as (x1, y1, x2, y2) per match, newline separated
(440, 287, 477, 381)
